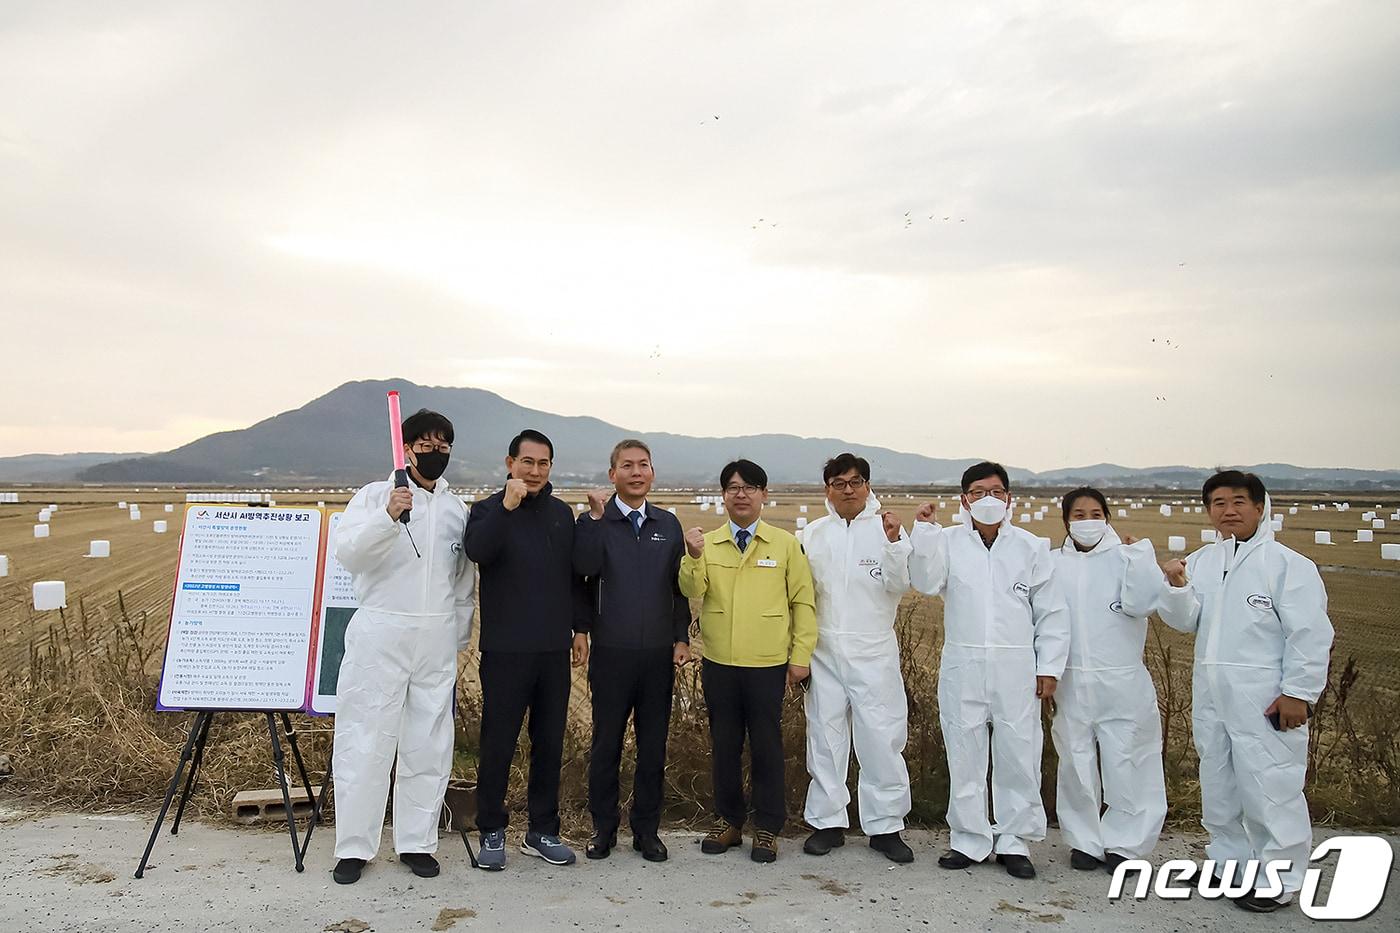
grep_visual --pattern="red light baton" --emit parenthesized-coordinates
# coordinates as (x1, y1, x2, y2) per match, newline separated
(387, 390, 411, 524)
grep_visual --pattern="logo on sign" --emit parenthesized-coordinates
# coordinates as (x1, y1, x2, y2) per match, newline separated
(1247, 594, 1274, 611)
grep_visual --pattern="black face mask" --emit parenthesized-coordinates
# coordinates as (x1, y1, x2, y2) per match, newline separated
(412, 451, 450, 482)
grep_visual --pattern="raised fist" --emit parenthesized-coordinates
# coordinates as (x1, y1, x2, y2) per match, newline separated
(881, 511, 902, 542)
(503, 478, 530, 511)
(586, 487, 610, 519)
(684, 526, 706, 558)
(915, 502, 938, 524)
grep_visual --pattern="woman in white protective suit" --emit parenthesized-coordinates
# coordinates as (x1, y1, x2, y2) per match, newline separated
(909, 461, 1069, 880)
(330, 409, 476, 885)
(1049, 486, 1167, 875)
(1151, 470, 1332, 913)
(800, 453, 916, 864)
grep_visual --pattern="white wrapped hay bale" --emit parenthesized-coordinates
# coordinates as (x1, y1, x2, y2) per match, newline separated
(1381, 543, 1400, 561)
(87, 540, 110, 558)
(1200, 529, 1216, 543)
(33, 524, 49, 539)
(1356, 530, 1374, 543)
(1159, 505, 1172, 517)
(1315, 531, 1332, 545)
(33, 581, 66, 611)
(1168, 535, 1186, 552)
(153, 521, 168, 533)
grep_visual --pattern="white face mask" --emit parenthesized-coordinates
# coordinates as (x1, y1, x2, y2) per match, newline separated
(1068, 519, 1108, 548)
(967, 494, 1008, 525)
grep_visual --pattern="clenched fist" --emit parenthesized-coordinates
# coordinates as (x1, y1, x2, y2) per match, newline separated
(502, 478, 530, 511)
(586, 487, 610, 519)
(684, 526, 706, 558)
(386, 486, 414, 521)
(915, 502, 938, 524)
(882, 511, 902, 543)
(1162, 558, 1188, 587)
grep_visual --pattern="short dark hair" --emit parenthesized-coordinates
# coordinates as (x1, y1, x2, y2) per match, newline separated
(401, 409, 454, 446)
(823, 452, 870, 484)
(1202, 469, 1266, 506)
(961, 461, 1009, 493)
(720, 459, 767, 489)
(1061, 486, 1109, 524)
(509, 429, 554, 459)
(610, 439, 652, 469)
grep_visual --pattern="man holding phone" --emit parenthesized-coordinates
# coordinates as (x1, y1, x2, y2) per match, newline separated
(1156, 470, 1333, 913)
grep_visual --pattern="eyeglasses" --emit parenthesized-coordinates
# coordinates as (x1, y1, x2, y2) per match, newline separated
(966, 488, 1009, 501)
(723, 484, 761, 497)
(411, 442, 452, 454)
(513, 457, 551, 469)
(827, 477, 868, 492)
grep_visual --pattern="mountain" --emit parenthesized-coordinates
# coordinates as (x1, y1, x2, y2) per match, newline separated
(60, 380, 1400, 489)
(0, 452, 149, 483)
(74, 380, 1011, 486)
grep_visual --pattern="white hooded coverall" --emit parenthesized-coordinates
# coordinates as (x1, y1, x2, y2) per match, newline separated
(333, 476, 476, 861)
(802, 494, 914, 836)
(1151, 501, 1332, 895)
(910, 515, 1069, 861)
(1050, 527, 1167, 860)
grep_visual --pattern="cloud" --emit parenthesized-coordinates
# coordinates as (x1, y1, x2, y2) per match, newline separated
(0, 1, 1396, 471)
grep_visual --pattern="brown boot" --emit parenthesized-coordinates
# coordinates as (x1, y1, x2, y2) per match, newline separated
(701, 819, 743, 854)
(751, 829, 778, 863)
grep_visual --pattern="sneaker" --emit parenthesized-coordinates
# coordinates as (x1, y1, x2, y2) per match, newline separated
(398, 852, 440, 878)
(333, 857, 365, 885)
(869, 832, 914, 864)
(701, 819, 743, 854)
(477, 829, 506, 871)
(522, 831, 577, 865)
(1070, 849, 1103, 871)
(751, 829, 778, 863)
(803, 827, 845, 856)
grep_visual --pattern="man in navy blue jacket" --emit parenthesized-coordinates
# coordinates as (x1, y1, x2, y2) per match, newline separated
(465, 429, 589, 870)
(573, 439, 691, 862)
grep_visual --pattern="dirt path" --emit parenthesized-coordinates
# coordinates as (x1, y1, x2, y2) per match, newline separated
(2, 803, 1395, 932)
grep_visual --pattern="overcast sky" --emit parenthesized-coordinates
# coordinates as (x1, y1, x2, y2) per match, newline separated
(2, 1, 1397, 472)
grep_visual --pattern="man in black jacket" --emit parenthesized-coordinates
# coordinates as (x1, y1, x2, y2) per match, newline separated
(465, 429, 588, 870)
(573, 439, 691, 862)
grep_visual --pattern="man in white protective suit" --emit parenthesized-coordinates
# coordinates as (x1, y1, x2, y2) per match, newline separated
(1050, 486, 1167, 875)
(800, 453, 916, 864)
(330, 408, 476, 885)
(1154, 470, 1332, 913)
(909, 460, 1068, 879)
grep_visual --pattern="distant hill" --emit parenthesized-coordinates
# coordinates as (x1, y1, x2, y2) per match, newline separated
(0, 451, 149, 483)
(74, 380, 1011, 486)
(41, 379, 1400, 490)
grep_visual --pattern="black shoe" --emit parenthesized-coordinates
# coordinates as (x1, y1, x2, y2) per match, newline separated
(587, 831, 617, 860)
(1103, 852, 1130, 874)
(1070, 849, 1103, 871)
(869, 832, 914, 864)
(399, 852, 440, 878)
(1235, 893, 1291, 913)
(996, 853, 1036, 879)
(938, 849, 975, 870)
(333, 857, 366, 885)
(632, 834, 668, 862)
(802, 827, 846, 856)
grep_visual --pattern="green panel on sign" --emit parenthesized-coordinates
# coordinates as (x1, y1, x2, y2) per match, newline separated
(317, 607, 358, 695)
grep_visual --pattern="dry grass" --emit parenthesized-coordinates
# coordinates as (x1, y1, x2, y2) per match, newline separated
(2, 486, 1398, 835)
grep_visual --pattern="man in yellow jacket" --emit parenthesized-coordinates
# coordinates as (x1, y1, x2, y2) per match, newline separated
(680, 458, 816, 863)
